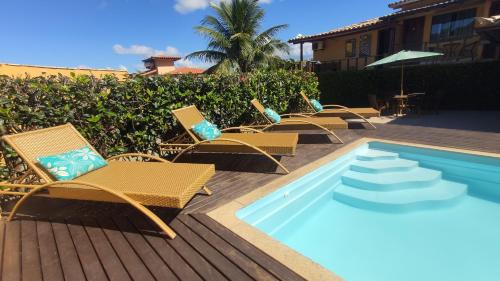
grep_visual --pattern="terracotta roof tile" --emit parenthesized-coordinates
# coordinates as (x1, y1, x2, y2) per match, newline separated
(289, 0, 460, 43)
(142, 56, 181, 62)
(381, 0, 461, 18)
(289, 18, 383, 43)
(388, 0, 421, 9)
(168, 67, 205, 75)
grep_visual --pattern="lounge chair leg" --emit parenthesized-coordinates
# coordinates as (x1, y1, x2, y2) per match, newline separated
(7, 181, 178, 239)
(278, 121, 343, 143)
(172, 138, 291, 174)
(202, 186, 213, 196)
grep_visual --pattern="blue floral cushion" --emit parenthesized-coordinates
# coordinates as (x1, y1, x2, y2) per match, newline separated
(264, 108, 281, 124)
(310, 99, 324, 112)
(37, 146, 108, 181)
(191, 119, 222, 141)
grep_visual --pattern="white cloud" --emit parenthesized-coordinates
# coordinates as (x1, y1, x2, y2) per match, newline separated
(276, 39, 313, 61)
(174, 0, 272, 14)
(175, 58, 214, 69)
(174, 0, 209, 14)
(118, 65, 128, 71)
(112, 44, 180, 57)
(287, 42, 313, 60)
(135, 63, 147, 72)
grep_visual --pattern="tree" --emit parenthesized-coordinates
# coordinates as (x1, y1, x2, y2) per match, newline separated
(187, 0, 289, 73)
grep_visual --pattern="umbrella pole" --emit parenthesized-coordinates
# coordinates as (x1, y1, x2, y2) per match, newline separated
(400, 63, 404, 95)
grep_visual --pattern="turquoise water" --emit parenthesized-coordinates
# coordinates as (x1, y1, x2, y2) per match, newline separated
(237, 142, 500, 281)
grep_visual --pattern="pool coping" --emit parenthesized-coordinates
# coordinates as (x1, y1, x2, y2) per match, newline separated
(208, 138, 500, 281)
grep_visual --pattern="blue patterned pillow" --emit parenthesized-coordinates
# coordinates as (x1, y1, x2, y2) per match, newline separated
(37, 146, 107, 181)
(263, 108, 281, 124)
(191, 119, 222, 141)
(310, 99, 324, 112)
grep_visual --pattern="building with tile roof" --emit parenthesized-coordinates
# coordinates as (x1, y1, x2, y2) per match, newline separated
(290, 0, 500, 71)
(139, 56, 205, 76)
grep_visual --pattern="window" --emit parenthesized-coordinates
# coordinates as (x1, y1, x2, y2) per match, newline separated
(312, 41, 324, 50)
(345, 39, 356, 57)
(359, 34, 371, 57)
(430, 9, 476, 42)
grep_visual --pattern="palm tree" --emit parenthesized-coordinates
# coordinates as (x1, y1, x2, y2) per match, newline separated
(187, 0, 289, 73)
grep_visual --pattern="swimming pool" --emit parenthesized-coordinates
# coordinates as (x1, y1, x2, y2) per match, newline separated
(236, 141, 500, 281)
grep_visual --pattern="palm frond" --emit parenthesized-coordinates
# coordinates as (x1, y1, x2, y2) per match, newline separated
(186, 50, 228, 63)
(192, 0, 288, 73)
(255, 24, 289, 47)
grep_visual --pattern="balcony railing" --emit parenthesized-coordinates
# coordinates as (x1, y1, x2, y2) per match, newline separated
(298, 36, 491, 73)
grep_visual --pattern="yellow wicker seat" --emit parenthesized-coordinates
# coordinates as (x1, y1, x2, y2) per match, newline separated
(1, 123, 215, 239)
(299, 92, 378, 129)
(250, 99, 346, 143)
(160, 105, 298, 174)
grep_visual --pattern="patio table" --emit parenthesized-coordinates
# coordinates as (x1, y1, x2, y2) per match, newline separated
(393, 93, 426, 115)
(393, 94, 408, 116)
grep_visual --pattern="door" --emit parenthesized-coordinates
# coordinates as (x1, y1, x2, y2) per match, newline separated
(403, 16, 425, 50)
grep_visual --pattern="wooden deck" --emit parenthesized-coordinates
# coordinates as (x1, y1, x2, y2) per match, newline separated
(1, 113, 500, 280)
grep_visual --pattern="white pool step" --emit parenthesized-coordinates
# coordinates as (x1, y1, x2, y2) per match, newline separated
(356, 149, 399, 161)
(351, 158, 419, 173)
(342, 168, 442, 190)
(333, 180, 467, 212)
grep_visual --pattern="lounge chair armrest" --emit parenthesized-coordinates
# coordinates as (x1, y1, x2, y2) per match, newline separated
(107, 153, 169, 163)
(321, 104, 350, 109)
(220, 127, 263, 133)
(280, 113, 312, 118)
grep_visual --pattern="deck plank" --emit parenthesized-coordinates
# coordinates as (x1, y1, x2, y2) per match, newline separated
(36, 220, 65, 281)
(0, 221, 5, 280)
(97, 216, 156, 281)
(112, 216, 178, 281)
(2, 220, 21, 281)
(178, 215, 279, 281)
(192, 214, 306, 281)
(51, 219, 87, 281)
(170, 218, 253, 281)
(81, 217, 132, 281)
(20, 219, 42, 281)
(166, 221, 229, 281)
(128, 214, 203, 281)
(66, 217, 109, 281)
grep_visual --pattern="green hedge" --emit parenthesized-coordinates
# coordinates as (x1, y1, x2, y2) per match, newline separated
(318, 61, 500, 110)
(0, 69, 318, 158)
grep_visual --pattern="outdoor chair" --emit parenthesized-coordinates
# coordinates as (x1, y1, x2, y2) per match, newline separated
(406, 93, 425, 115)
(1, 123, 216, 239)
(368, 94, 389, 116)
(298, 92, 378, 129)
(250, 98, 345, 143)
(160, 105, 298, 174)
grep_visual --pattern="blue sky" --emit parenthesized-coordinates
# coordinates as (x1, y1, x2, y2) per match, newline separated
(0, 0, 393, 72)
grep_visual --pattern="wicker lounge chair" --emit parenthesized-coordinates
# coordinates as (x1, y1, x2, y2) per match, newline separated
(159, 105, 298, 174)
(250, 99, 345, 143)
(299, 92, 378, 129)
(0, 124, 215, 239)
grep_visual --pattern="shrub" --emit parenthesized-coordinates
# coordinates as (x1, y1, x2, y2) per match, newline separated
(317, 61, 500, 110)
(0, 69, 318, 160)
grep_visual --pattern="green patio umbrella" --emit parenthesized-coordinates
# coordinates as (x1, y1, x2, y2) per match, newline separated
(366, 50, 443, 95)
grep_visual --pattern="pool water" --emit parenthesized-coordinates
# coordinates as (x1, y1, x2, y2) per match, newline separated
(237, 142, 500, 281)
